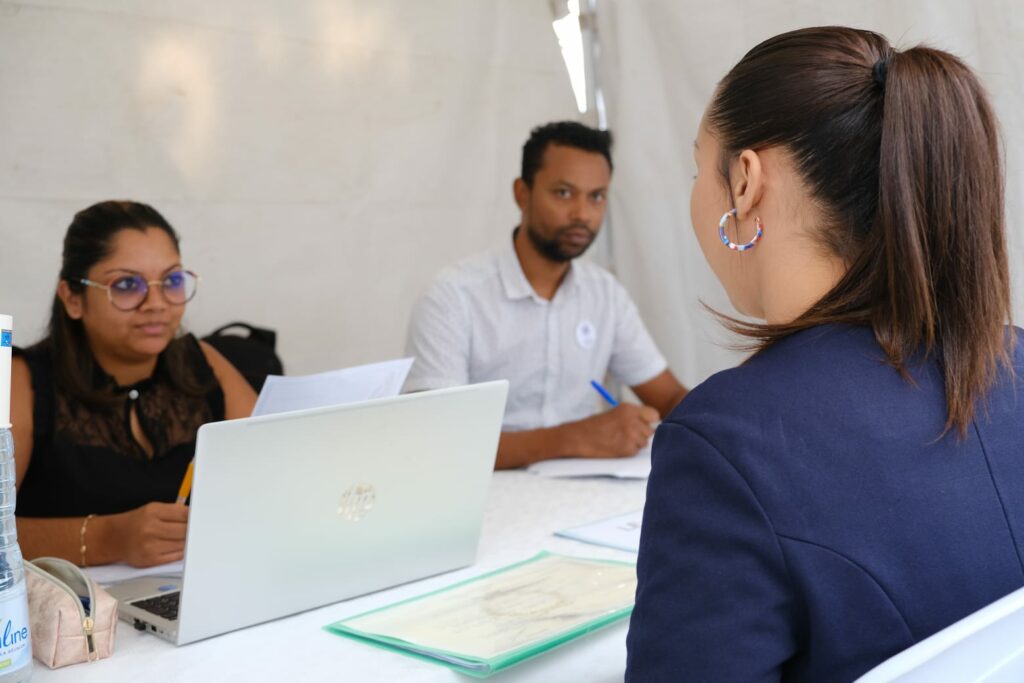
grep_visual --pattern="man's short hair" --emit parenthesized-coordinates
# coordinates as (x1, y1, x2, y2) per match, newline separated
(520, 121, 613, 187)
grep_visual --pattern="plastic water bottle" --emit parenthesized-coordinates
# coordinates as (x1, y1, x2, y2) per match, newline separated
(0, 315, 33, 681)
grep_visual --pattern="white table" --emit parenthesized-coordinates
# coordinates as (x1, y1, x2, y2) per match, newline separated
(36, 472, 645, 682)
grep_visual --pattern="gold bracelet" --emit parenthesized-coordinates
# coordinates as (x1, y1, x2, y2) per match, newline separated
(79, 514, 96, 567)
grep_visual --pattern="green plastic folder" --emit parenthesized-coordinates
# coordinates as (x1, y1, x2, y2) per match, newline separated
(324, 552, 637, 678)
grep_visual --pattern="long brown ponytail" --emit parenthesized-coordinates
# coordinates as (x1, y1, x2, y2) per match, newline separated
(707, 27, 1012, 434)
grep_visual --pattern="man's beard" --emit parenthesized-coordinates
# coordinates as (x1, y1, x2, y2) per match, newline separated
(525, 222, 596, 263)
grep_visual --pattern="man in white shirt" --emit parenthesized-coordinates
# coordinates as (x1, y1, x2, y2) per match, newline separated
(405, 121, 687, 469)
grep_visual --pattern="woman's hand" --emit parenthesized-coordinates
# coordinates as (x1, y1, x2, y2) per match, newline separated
(108, 502, 189, 567)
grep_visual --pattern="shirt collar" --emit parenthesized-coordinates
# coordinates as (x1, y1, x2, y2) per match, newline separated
(499, 229, 579, 303)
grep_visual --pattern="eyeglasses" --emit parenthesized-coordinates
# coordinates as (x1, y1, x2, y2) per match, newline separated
(79, 270, 200, 311)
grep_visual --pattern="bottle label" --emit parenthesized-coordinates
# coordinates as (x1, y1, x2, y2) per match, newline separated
(0, 583, 31, 673)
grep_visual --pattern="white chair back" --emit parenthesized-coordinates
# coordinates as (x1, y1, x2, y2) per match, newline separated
(855, 584, 1024, 682)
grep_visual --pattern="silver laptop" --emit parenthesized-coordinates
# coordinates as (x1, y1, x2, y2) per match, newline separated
(106, 380, 508, 645)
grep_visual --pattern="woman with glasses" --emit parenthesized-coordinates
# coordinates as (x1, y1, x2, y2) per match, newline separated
(10, 201, 256, 567)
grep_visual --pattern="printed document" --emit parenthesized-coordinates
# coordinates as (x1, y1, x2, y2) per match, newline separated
(556, 510, 643, 552)
(527, 441, 651, 479)
(252, 358, 414, 416)
(85, 561, 184, 585)
(327, 553, 636, 673)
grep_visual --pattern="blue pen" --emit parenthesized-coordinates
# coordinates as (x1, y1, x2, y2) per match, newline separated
(590, 380, 619, 407)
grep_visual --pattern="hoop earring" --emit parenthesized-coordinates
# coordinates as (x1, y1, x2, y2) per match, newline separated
(718, 209, 764, 252)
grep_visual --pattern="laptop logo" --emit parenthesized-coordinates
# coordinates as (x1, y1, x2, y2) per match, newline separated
(337, 484, 375, 521)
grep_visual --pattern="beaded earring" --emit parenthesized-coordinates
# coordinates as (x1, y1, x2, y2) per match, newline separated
(718, 209, 764, 252)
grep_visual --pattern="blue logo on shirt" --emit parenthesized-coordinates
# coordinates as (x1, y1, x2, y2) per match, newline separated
(0, 330, 10, 348)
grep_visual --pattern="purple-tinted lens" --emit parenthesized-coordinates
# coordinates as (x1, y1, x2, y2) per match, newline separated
(162, 270, 197, 304)
(109, 275, 149, 310)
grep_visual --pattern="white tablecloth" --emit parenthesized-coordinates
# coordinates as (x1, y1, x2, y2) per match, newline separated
(35, 471, 645, 683)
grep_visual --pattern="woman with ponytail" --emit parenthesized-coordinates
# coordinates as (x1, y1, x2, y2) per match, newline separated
(626, 27, 1022, 681)
(10, 201, 256, 568)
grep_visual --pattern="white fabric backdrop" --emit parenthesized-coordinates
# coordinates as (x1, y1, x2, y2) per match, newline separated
(2, 2, 1021, 386)
(598, 0, 1024, 386)
(0, 0, 578, 373)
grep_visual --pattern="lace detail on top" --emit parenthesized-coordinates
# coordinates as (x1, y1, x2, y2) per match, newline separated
(35, 335, 221, 462)
(54, 371, 216, 461)
(15, 334, 226, 517)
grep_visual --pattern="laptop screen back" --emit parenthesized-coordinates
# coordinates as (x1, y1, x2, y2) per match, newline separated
(176, 380, 508, 644)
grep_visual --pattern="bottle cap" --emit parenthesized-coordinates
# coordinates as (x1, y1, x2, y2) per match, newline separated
(0, 314, 11, 429)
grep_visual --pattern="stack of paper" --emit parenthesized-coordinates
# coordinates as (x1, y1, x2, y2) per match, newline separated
(325, 553, 636, 678)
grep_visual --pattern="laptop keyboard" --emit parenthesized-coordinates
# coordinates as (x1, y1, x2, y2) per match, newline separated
(131, 592, 180, 621)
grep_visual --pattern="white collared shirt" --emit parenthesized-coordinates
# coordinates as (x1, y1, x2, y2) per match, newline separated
(404, 237, 667, 431)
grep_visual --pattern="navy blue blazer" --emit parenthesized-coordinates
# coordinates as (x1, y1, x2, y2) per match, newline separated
(626, 324, 1024, 682)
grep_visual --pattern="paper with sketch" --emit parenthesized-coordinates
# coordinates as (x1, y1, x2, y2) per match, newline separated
(251, 358, 414, 416)
(556, 510, 643, 553)
(326, 553, 636, 673)
(527, 440, 651, 479)
(84, 561, 184, 586)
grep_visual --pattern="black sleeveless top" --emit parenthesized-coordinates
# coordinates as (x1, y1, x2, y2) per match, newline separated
(15, 335, 225, 517)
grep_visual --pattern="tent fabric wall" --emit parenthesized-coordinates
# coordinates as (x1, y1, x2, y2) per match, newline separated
(0, 0, 578, 374)
(2, 1, 1021, 384)
(598, 0, 1024, 386)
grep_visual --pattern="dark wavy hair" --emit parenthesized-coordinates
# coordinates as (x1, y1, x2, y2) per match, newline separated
(44, 200, 210, 408)
(707, 26, 1012, 434)
(520, 121, 613, 186)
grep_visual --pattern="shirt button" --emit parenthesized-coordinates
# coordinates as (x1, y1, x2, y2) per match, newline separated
(128, 389, 140, 400)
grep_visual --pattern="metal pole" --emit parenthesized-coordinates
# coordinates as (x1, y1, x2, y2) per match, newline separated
(578, 0, 615, 271)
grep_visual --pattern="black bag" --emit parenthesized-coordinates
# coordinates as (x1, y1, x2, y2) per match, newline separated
(202, 322, 283, 392)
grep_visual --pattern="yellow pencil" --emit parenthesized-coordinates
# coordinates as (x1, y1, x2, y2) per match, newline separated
(176, 459, 195, 505)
